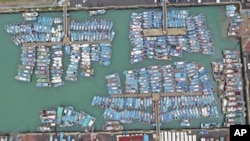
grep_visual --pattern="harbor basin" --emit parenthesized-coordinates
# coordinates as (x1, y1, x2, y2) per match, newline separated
(0, 6, 241, 132)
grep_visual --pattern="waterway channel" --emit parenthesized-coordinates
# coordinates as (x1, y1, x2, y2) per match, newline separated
(0, 6, 241, 132)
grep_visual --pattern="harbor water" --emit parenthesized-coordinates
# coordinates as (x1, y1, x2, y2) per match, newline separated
(0, 6, 241, 132)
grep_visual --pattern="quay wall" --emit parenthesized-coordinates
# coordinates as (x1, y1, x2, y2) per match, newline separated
(242, 37, 250, 124)
(243, 53, 250, 124)
(0, 128, 229, 136)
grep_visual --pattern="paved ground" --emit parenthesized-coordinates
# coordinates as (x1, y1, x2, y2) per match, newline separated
(69, 0, 250, 9)
(245, 52, 250, 80)
(0, 0, 56, 8)
(70, 0, 157, 7)
(245, 52, 250, 121)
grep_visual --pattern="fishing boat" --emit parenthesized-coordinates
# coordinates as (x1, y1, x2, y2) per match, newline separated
(40, 109, 56, 116)
(24, 16, 37, 21)
(225, 111, 246, 118)
(103, 124, 123, 131)
(105, 120, 121, 125)
(37, 126, 54, 132)
(89, 9, 106, 16)
(87, 117, 96, 130)
(15, 76, 30, 82)
(22, 12, 38, 18)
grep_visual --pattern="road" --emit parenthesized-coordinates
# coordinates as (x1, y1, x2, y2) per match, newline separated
(70, 0, 157, 7)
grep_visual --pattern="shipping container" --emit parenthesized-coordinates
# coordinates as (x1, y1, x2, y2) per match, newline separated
(193, 135, 196, 141)
(184, 133, 188, 141)
(143, 134, 149, 141)
(220, 137, 225, 141)
(49, 135, 53, 141)
(180, 132, 184, 141)
(198, 0, 201, 3)
(164, 132, 168, 141)
(216, 0, 220, 3)
(168, 132, 172, 141)
(161, 132, 164, 141)
(189, 135, 192, 141)
(173, 132, 176, 141)
(176, 132, 180, 141)
(210, 138, 215, 141)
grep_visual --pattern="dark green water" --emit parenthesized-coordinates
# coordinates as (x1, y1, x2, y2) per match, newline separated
(0, 6, 240, 132)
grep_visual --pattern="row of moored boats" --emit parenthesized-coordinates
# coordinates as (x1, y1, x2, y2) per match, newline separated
(129, 10, 214, 64)
(5, 16, 115, 45)
(105, 73, 122, 94)
(70, 19, 115, 42)
(225, 5, 243, 37)
(95, 61, 219, 125)
(15, 43, 112, 86)
(92, 96, 153, 109)
(5, 16, 64, 46)
(212, 50, 245, 127)
(101, 104, 218, 125)
(105, 61, 215, 95)
(38, 106, 95, 132)
(16, 46, 36, 82)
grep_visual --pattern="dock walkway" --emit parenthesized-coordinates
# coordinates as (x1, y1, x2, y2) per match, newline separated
(162, 0, 167, 35)
(143, 28, 187, 36)
(63, 0, 69, 37)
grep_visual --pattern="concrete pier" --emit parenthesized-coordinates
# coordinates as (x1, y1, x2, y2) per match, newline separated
(143, 28, 187, 36)
(63, 0, 69, 37)
(242, 50, 250, 124)
(162, 0, 167, 35)
(152, 94, 161, 136)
